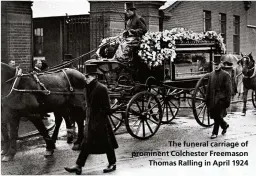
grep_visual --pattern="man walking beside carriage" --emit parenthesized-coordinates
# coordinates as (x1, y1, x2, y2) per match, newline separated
(64, 64, 118, 175)
(205, 56, 232, 139)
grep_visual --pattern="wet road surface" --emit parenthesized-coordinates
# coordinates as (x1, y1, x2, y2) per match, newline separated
(1, 97, 256, 175)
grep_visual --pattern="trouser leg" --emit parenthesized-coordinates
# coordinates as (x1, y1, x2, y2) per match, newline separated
(76, 144, 89, 167)
(219, 118, 228, 129)
(106, 149, 116, 165)
(212, 113, 221, 135)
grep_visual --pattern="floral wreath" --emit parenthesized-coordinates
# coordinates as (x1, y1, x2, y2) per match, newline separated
(97, 28, 226, 68)
(138, 28, 226, 67)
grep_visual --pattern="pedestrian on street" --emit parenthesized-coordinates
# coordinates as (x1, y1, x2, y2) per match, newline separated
(64, 64, 118, 175)
(205, 56, 232, 139)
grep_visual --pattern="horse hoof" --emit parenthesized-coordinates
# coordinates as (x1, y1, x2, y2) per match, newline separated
(44, 150, 54, 157)
(241, 113, 246, 116)
(72, 144, 81, 151)
(2, 155, 14, 162)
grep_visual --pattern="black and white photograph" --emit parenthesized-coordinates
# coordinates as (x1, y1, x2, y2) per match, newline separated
(1, 0, 256, 175)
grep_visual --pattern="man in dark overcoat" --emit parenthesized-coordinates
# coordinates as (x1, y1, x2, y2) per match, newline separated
(113, 2, 147, 63)
(64, 64, 118, 175)
(205, 57, 232, 139)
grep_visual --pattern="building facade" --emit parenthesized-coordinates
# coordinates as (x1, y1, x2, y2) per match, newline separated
(1, 1, 33, 72)
(2, 1, 255, 71)
(161, 1, 256, 58)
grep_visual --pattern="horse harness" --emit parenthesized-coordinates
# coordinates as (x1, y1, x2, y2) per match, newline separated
(2, 68, 84, 100)
(240, 55, 256, 79)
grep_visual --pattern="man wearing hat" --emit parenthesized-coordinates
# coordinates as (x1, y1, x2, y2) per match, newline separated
(64, 64, 118, 174)
(113, 2, 147, 63)
(205, 56, 232, 139)
(124, 2, 147, 38)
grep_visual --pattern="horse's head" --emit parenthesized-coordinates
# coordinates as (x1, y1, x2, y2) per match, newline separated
(238, 53, 255, 77)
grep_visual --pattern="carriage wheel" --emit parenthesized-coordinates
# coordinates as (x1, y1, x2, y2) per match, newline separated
(159, 88, 181, 124)
(192, 73, 214, 127)
(252, 90, 256, 108)
(108, 98, 124, 132)
(125, 91, 162, 139)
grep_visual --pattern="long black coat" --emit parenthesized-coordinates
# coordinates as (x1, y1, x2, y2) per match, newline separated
(83, 79, 118, 154)
(205, 69, 232, 118)
(125, 13, 147, 37)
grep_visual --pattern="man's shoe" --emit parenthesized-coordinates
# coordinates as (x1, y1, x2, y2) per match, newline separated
(210, 134, 217, 139)
(64, 166, 82, 175)
(103, 164, 116, 173)
(222, 124, 229, 135)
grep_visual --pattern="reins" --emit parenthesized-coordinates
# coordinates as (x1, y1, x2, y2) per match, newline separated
(2, 68, 23, 99)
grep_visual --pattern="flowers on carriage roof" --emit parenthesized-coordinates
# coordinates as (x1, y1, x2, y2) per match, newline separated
(138, 28, 226, 68)
(96, 35, 124, 58)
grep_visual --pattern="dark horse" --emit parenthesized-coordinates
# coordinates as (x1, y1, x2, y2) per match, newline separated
(237, 53, 256, 115)
(1, 62, 86, 162)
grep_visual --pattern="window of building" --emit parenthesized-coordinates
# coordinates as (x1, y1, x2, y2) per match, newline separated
(34, 28, 44, 56)
(203, 11, 211, 32)
(219, 13, 227, 44)
(233, 15, 240, 54)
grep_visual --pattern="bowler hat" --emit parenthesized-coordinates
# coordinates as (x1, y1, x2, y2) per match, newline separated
(126, 2, 136, 10)
(84, 64, 100, 75)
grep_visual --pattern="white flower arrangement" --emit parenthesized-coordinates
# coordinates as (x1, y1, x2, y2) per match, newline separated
(96, 28, 226, 68)
(139, 28, 226, 68)
(96, 35, 124, 58)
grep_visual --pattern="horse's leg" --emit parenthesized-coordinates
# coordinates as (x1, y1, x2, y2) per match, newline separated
(29, 117, 55, 156)
(62, 113, 75, 144)
(1, 121, 10, 156)
(2, 114, 20, 162)
(51, 112, 63, 143)
(242, 88, 248, 115)
(71, 108, 84, 151)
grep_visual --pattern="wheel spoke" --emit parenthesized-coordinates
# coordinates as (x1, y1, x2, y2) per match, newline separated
(145, 103, 158, 113)
(167, 102, 175, 117)
(197, 105, 204, 117)
(142, 120, 146, 137)
(109, 115, 116, 127)
(165, 102, 169, 120)
(169, 99, 178, 109)
(135, 101, 142, 112)
(135, 121, 142, 136)
(131, 119, 140, 128)
(198, 87, 206, 98)
(201, 105, 206, 124)
(111, 114, 123, 122)
(196, 101, 205, 109)
(147, 118, 158, 125)
(129, 109, 141, 116)
(145, 119, 154, 134)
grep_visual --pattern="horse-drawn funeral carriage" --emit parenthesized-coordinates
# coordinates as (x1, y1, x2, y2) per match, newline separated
(85, 28, 241, 139)
(2, 28, 255, 162)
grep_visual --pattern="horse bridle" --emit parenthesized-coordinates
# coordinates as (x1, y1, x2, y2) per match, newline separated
(240, 56, 256, 78)
(2, 67, 23, 100)
(1, 69, 84, 100)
